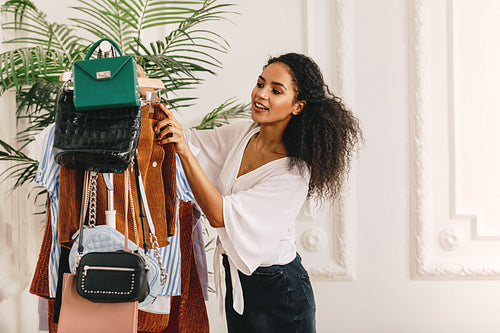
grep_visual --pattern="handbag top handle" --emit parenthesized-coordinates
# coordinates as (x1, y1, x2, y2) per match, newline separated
(85, 38, 123, 60)
(124, 169, 130, 252)
(133, 156, 149, 254)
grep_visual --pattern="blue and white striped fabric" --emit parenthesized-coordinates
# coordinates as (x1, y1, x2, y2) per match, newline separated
(175, 151, 194, 202)
(157, 153, 193, 296)
(34, 124, 60, 298)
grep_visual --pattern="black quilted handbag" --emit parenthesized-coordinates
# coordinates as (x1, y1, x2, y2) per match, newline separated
(52, 87, 142, 173)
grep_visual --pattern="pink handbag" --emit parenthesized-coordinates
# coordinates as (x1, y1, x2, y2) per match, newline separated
(57, 273, 138, 333)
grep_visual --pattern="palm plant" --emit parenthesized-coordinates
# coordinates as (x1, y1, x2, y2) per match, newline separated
(0, 0, 250, 193)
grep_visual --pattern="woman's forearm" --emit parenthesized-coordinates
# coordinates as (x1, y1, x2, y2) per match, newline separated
(177, 147, 225, 228)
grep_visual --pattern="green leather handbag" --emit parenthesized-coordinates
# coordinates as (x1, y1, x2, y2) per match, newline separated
(73, 38, 140, 111)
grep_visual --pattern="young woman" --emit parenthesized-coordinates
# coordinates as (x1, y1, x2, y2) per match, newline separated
(155, 53, 362, 333)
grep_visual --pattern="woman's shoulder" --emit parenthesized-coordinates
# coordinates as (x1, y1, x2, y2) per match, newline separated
(218, 119, 257, 135)
(186, 120, 257, 159)
(202, 119, 257, 144)
(188, 119, 255, 137)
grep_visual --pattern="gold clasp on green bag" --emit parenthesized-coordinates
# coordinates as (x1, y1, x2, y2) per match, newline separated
(96, 70, 111, 79)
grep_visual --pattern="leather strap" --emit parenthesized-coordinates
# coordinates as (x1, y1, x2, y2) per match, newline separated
(133, 156, 149, 254)
(124, 169, 129, 252)
(136, 169, 156, 234)
(133, 156, 167, 283)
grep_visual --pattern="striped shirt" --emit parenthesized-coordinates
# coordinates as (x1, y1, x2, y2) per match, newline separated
(34, 124, 60, 298)
(158, 152, 194, 295)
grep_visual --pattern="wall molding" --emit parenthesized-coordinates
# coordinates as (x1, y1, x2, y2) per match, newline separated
(304, 197, 356, 281)
(446, 0, 500, 241)
(300, 0, 356, 281)
(410, 0, 500, 279)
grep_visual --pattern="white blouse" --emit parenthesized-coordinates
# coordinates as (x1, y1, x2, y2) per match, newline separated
(186, 121, 309, 318)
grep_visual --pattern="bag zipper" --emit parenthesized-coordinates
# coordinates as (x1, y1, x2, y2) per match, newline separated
(83, 265, 135, 276)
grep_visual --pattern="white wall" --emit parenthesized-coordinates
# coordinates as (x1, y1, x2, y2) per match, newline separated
(0, 25, 44, 332)
(2, 0, 500, 332)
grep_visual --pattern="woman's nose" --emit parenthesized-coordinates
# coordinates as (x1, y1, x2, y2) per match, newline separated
(255, 88, 268, 99)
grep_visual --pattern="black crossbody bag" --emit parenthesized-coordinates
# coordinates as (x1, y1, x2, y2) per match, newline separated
(74, 169, 148, 302)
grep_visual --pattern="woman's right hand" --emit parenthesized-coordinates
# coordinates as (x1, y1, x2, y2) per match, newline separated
(154, 104, 190, 156)
(155, 104, 225, 228)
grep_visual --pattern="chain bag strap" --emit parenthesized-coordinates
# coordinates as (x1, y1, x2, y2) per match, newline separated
(73, 170, 92, 270)
(126, 168, 141, 246)
(72, 170, 149, 303)
(68, 165, 164, 307)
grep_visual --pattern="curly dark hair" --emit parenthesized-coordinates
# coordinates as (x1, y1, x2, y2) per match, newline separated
(266, 53, 362, 201)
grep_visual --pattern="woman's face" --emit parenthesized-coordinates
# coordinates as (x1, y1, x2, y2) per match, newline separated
(251, 62, 303, 125)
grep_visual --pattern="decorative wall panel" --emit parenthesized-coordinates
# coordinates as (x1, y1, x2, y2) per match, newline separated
(297, 0, 356, 281)
(410, 0, 500, 279)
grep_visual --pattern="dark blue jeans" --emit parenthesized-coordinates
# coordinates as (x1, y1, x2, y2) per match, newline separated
(223, 253, 316, 333)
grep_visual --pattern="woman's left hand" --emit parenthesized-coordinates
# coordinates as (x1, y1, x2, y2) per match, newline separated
(154, 104, 190, 156)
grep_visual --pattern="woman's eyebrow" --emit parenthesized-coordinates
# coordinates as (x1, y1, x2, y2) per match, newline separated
(258, 75, 288, 90)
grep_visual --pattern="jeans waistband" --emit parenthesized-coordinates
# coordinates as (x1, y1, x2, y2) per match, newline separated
(222, 253, 301, 269)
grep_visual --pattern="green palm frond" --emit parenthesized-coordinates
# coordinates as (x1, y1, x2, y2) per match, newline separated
(0, 46, 68, 93)
(0, 0, 238, 192)
(0, 139, 38, 189)
(110, 0, 202, 32)
(69, 0, 136, 51)
(195, 97, 251, 130)
(1, 0, 84, 94)
(16, 79, 60, 115)
(161, 30, 229, 71)
(2, 0, 84, 59)
(15, 79, 60, 148)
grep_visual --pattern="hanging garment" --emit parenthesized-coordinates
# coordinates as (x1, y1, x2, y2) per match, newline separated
(30, 105, 174, 297)
(30, 104, 208, 332)
(192, 203, 209, 300)
(162, 201, 209, 333)
(30, 195, 52, 299)
(34, 124, 61, 297)
(31, 104, 203, 300)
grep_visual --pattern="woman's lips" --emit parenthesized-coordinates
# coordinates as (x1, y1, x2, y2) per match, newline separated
(254, 101, 268, 112)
